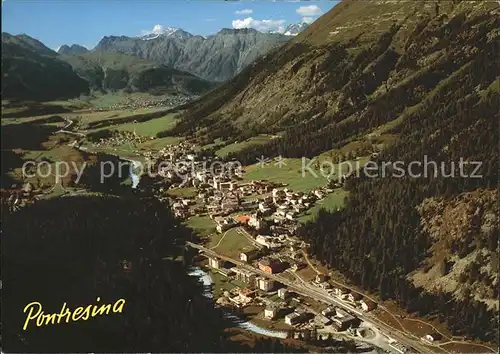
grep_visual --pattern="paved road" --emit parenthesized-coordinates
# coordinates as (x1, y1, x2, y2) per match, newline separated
(187, 241, 437, 354)
(56, 117, 86, 137)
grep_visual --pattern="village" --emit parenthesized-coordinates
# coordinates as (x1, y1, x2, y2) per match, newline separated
(88, 94, 196, 112)
(117, 142, 401, 349)
(1, 130, 446, 353)
(139, 143, 452, 353)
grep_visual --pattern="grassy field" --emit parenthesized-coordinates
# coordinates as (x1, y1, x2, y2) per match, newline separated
(242, 155, 370, 193)
(167, 186, 198, 198)
(215, 135, 276, 157)
(211, 228, 253, 259)
(109, 113, 178, 137)
(184, 215, 216, 237)
(78, 107, 170, 128)
(242, 158, 328, 192)
(298, 189, 349, 223)
(136, 136, 183, 150)
(209, 270, 246, 298)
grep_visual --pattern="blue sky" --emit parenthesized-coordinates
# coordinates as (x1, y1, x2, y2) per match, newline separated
(2, 0, 338, 51)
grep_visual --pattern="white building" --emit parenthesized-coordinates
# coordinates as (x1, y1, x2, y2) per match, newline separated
(209, 257, 221, 269)
(333, 287, 349, 299)
(240, 248, 260, 262)
(422, 333, 441, 343)
(216, 217, 236, 233)
(256, 277, 275, 292)
(255, 235, 281, 249)
(321, 307, 335, 317)
(249, 215, 267, 230)
(360, 299, 377, 312)
(313, 190, 324, 199)
(232, 267, 256, 284)
(258, 203, 272, 214)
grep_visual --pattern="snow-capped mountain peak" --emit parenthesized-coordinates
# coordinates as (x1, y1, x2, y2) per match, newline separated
(283, 22, 309, 36)
(140, 26, 193, 40)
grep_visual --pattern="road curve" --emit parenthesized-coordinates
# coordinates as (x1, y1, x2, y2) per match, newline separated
(186, 241, 441, 354)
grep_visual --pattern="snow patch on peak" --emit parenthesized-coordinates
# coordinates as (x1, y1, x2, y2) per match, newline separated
(140, 25, 184, 40)
(283, 22, 309, 36)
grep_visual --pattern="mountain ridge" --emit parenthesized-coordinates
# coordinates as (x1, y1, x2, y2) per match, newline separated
(58, 44, 89, 56)
(59, 51, 215, 95)
(1, 32, 89, 101)
(88, 27, 291, 82)
(2, 32, 215, 101)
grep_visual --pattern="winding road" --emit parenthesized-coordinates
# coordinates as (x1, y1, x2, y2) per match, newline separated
(187, 242, 497, 354)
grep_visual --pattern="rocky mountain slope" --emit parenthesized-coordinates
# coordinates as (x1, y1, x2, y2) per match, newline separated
(412, 189, 499, 310)
(178, 0, 499, 148)
(1, 32, 215, 101)
(60, 51, 215, 95)
(1, 33, 89, 101)
(58, 44, 89, 56)
(92, 28, 290, 82)
(284, 22, 309, 36)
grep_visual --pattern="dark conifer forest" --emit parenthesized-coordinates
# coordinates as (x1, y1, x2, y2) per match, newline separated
(1, 196, 352, 352)
(296, 74, 499, 342)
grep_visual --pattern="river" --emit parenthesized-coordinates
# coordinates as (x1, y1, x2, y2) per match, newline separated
(188, 267, 288, 339)
(128, 160, 141, 189)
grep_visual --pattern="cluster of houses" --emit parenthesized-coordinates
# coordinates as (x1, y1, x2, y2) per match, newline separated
(326, 284, 377, 313)
(89, 95, 193, 112)
(145, 142, 388, 338)
(1, 182, 39, 212)
(159, 155, 336, 222)
(320, 306, 359, 330)
(207, 252, 373, 334)
(92, 130, 153, 148)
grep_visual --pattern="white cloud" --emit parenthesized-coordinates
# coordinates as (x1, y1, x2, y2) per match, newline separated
(296, 5, 323, 17)
(232, 17, 286, 33)
(301, 17, 315, 24)
(141, 24, 169, 36)
(235, 9, 253, 15)
(296, 5, 322, 24)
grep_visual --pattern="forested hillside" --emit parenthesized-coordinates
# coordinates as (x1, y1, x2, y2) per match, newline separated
(2, 196, 346, 352)
(167, 0, 500, 344)
(1, 33, 215, 101)
(170, 1, 498, 151)
(298, 88, 499, 343)
(1, 33, 89, 101)
(60, 51, 215, 95)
